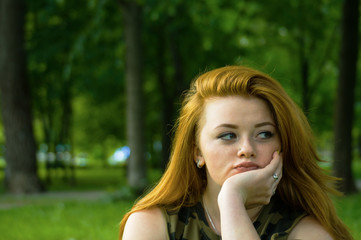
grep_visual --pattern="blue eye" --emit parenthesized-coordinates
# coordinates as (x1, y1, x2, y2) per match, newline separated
(218, 132, 237, 140)
(258, 131, 274, 139)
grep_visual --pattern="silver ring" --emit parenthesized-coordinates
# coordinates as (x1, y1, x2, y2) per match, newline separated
(273, 173, 279, 181)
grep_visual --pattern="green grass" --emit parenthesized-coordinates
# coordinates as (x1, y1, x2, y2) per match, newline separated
(38, 166, 128, 192)
(0, 193, 360, 240)
(335, 192, 361, 239)
(0, 166, 162, 240)
(0, 166, 163, 193)
(0, 200, 133, 240)
(0, 165, 360, 239)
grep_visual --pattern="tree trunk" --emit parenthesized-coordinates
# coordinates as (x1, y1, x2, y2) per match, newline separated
(297, 36, 310, 114)
(169, 31, 187, 102)
(358, 132, 361, 159)
(156, 26, 187, 171)
(0, 0, 43, 193)
(120, 0, 147, 193)
(333, 0, 359, 194)
(155, 27, 172, 170)
(301, 58, 310, 114)
(60, 85, 75, 185)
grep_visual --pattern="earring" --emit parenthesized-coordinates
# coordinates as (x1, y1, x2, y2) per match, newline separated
(196, 159, 202, 168)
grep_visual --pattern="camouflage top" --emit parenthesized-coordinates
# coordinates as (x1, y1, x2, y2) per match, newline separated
(162, 195, 306, 240)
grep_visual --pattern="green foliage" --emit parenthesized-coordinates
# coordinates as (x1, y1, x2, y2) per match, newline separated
(0, 0, 356, 172)
(26, 0, 126, 161)
(250, 0, 342, 134)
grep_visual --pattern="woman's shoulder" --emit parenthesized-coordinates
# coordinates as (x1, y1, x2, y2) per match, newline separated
(122, 207, 168, 240)
(288, 216, 333, 240)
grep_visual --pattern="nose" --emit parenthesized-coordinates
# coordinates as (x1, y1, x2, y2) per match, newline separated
(237, 138, 256, 158)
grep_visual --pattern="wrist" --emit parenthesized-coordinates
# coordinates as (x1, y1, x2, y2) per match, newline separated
(218, 183, 246, 209)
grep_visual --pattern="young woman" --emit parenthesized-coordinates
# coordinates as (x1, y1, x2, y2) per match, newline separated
(119, 66, 353, 240)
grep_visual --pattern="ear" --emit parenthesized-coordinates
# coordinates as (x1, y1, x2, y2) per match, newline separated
(194, 145, 205, 167)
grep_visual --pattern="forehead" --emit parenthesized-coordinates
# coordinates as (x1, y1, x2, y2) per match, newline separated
(200, 96, 274, 128)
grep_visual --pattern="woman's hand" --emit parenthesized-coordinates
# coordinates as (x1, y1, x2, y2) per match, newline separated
(218, 151, 283, 209)
(217, 151, 282, 239)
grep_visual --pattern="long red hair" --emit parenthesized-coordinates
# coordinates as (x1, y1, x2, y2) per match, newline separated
(119, 66, 353, 240)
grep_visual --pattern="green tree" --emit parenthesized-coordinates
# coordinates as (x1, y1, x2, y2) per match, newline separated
(333, 0, 359, 194)
(142, 0, 263, 168)
(254, 0, 341, 114)
(0, 0, 43, 193)
(119, 0, 147, 192)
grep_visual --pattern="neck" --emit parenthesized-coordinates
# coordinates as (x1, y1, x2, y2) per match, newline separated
(203, 185, 221, 221)
(203, 189, 221, 235)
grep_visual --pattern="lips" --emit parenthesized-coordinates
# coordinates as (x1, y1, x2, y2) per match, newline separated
(233, 161, 260, 173)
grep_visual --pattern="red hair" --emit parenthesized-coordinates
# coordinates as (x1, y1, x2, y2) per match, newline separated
(119, 66, 352, 240)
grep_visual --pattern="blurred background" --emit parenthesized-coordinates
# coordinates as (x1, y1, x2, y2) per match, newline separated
(0, 0, 360, 239)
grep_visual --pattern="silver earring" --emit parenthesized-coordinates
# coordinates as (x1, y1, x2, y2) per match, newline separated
(196, 159, 202, 168)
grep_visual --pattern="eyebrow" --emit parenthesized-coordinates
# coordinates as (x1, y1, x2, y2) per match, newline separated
(215, 122, 276, 129)
(215, 123, 238, 129)
(254, 122, 276, 128)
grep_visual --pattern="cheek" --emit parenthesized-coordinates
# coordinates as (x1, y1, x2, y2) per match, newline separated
(202, 146, 221, 164)
(201, 144, 231, 168)
(257, 144, 280, 167)
(257, 153, 273, 168)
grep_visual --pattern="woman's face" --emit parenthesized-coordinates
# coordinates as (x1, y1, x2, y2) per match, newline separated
(195, 96, 281, 188)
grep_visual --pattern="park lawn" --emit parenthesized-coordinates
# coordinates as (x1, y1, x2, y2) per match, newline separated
(0, 199, 133, 240)
(334, 192, 361, 239)
(0, 193, 360, 240)
(0, 163, 360, 239)
(37, 166, 128, 192)
(0, 166, 163, 240)
(0, 166, 163, 194)
(0, 166, 126, 194)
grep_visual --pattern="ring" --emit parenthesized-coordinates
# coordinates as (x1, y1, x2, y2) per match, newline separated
(273, 173, 279, 181)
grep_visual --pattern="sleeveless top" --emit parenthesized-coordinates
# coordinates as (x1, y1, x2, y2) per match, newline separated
(161, 195, 306, 240)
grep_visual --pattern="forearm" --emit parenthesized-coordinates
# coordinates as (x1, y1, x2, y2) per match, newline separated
(218, 189, 260, 240)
